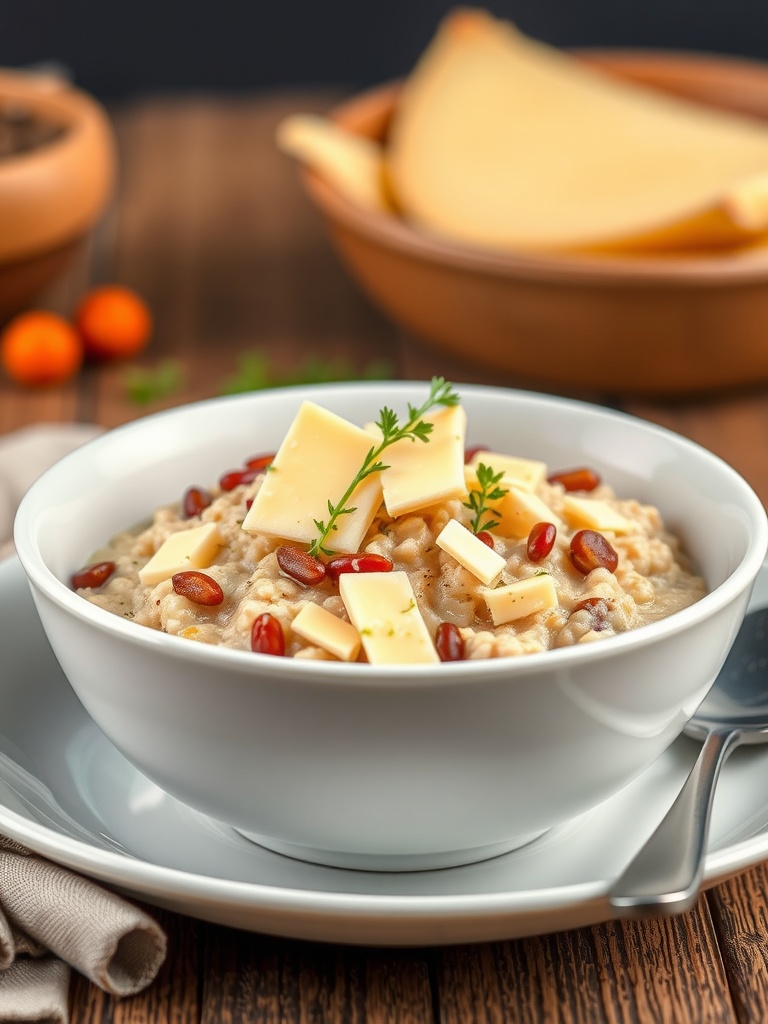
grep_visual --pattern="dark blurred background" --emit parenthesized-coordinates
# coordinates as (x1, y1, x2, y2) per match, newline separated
(3, 0, 768, 100)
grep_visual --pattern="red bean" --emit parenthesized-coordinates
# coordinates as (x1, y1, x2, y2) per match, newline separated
(71, 561, 116, 589)
(251, 612, 285, 656)
(171, 570, 224, 606)
(527, 522, 556, 562)
(325, 552, 394, 584)
(569, 530, 618, 575)
(548, 467, 601, 492)
(276, 546, 327, 586)
(435, 622, 465, 662)
(182, 485, 212, 519)
(244, 453, 275, 471)
(219, 467, 259, 492)
(571, 596, 611, 631)
(476, 531, 496, 550)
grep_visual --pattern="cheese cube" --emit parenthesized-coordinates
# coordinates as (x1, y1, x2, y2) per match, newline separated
(468, 451, 547, 491)
(291, 603, 361, 662)
(484, 574, 558, 625)
(436, 519, 506, 586)
(562, 496, 636, 535)
(138, 522, 222, 586)
(493, 487, 561, 538)
(242, 401, 383, 553)
(380, 405, 467, 517)
(339, 570, 439, 664)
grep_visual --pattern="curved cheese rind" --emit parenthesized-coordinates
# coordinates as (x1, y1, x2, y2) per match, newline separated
(387, 9, 768, 251)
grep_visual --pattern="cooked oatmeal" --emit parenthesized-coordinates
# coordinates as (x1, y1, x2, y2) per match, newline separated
(73, 393, 706, 664)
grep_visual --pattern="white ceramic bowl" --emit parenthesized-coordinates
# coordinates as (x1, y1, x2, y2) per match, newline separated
(13, 383, 768, 871)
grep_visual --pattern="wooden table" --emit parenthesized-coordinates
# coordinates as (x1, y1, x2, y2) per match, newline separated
(3, 92, 768, 1023)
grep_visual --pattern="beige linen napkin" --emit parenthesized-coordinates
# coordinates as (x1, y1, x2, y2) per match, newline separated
(0, 424, 167, 1022)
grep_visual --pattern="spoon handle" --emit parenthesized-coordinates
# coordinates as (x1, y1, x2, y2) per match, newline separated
(608, 727, 740, 917)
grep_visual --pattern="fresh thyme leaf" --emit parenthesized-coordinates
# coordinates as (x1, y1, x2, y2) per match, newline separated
(464, 462, 509, 534)
(124, 360, 185, 406)
(307, 377, 461, 557)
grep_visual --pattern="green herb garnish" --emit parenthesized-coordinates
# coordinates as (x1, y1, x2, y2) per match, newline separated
(464, 463, 508, 534)
(308, 376, 460, 557)
(123, 360, 185, 406)
(219, 352, 393, 395)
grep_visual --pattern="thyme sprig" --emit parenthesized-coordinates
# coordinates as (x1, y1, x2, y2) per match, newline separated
(464, 463, 508, 534)
(308, 377, 460, 556)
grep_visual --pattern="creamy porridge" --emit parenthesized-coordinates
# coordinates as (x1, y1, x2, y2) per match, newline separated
(73, 383, 706, 664)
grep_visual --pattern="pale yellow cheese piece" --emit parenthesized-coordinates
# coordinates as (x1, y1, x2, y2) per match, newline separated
(291, 603, 362, 662)
(380, 404, 467, 517)
(484, 574, 558, 625)
(339, 570, 439, 664)
(242, 401, 382, 553)
(276, 114, 391, 213)
(562, 496, 637, 535)
(138, 522, 222, 586)
(387, 9, 768, 252)
(493, 487, 561, 539)
(467, 451, 547, 491)
(436, 518, 505, 586)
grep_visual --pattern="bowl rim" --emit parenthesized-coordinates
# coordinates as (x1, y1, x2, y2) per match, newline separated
(301, 51, 768, 288)
(13, 381, 768, 686)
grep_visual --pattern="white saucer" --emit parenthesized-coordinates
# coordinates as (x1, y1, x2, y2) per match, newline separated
(4, 553, 768, 946)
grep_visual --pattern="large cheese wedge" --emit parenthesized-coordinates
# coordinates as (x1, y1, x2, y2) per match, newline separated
(242, 401, 382, 553)
(277, 114, 391, 214)
(340, 570, 439, 664)
(387, 8, 768, 252)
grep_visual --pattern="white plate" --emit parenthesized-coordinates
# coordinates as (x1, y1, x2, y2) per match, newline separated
(3, 553, 768, 946)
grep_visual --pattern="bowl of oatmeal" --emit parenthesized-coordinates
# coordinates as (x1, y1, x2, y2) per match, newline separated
(13, 381, 768, 870)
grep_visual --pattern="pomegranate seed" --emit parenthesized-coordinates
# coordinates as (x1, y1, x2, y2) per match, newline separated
(435, 622, 465, 662)
(276, 546, 327, 586)
(476, 531, 495, 550)
(244, 453, 275, 471)
(171, 570, 224, 606)
(325, 552, 394, 584)
(183, 485, 212, 519)
(251, 612, 285, 656)
(71, 561, 116, 589)
(571, 596, 611, 631)
(548, 468, 601, 492)
(569, 530, 618, 575)
(219, 468, 259, 492)
(527, 522, 556, 562)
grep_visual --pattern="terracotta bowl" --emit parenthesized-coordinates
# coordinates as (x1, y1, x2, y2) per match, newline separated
(0, 69, 116, 322)
(300, 52, 768, 398)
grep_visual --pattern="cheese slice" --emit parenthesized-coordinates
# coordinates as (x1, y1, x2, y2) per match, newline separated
(379, 404, 467, 517)
(387, 9, 768, 252)
(339, 570, 438, 664)
(562, 496, 637, 535)
(436, 518, 505, 586)
(138, 522, 222, 586)
(493, 487, 561, 539)
(291, 603, 361, 661)
(467, 451, 547, 492)
(276, 113, 391, 214)
(484, 574, 558, 625)
(242, 401, 382, 553)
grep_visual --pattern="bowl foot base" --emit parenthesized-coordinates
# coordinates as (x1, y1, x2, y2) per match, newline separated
(235, 829, 549, 872)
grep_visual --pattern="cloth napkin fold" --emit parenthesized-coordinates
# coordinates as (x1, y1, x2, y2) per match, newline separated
(0, 423, 168, 1022)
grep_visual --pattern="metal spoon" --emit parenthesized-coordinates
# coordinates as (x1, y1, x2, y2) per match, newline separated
(608, 606, 768, 917)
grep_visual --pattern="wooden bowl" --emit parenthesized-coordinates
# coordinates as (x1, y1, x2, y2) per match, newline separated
(300, 52, 768, 397)
(0, 69, 116, 322)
